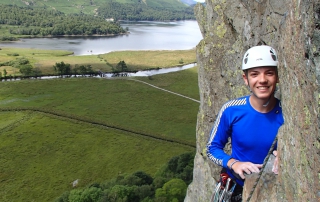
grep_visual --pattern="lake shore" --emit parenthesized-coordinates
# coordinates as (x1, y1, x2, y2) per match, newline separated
(0, 21, 202, 55)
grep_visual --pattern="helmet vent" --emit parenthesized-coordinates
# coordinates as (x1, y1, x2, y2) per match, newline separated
(244, 53, 249, 64)
(270, 49, 277, 61)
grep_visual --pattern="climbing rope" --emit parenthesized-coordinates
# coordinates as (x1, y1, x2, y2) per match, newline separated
(245, 136, 278, 202)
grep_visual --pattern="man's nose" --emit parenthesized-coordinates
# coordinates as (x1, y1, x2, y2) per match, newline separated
(259, 74, 267, 83)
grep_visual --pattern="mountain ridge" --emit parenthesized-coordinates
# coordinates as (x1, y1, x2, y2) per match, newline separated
(180, 0, 198, 6)
(0, 0, 192, 14)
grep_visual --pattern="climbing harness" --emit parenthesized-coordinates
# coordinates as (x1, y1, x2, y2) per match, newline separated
(211, 172, 236, 202)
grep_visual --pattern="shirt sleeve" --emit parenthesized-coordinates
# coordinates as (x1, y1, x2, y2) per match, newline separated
(206, 105, 232, 168)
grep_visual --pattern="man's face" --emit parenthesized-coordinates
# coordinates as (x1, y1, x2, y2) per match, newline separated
(242, 66, 278, 100)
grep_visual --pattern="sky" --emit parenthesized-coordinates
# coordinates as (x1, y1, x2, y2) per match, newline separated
(194, 0, 205, 2)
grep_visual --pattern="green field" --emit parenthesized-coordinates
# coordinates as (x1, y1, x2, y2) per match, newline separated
(0, 47, 196, 75)
(0, 49, 199, 201)
(0, 77, 198, 144)
(0, 111, 194, 201)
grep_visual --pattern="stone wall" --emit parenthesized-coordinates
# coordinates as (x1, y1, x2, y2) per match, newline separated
(185, 0, 319, 201)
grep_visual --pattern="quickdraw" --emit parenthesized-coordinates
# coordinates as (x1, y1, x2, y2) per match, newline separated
(211, 173, 236, 202)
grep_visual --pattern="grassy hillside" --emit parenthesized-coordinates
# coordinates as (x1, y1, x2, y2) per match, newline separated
(0, 48, 199, 201)
(0, 111, 194, 201)
(0, 77, 198, 145)
(0, 0, 189, 14)
(0, 66, 198, 201)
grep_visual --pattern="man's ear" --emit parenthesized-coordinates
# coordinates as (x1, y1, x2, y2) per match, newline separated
(275, 68, 279, 83)
(242, 73, 249, 86)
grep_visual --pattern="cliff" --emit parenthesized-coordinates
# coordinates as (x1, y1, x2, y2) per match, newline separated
(185, 0, 319, 201)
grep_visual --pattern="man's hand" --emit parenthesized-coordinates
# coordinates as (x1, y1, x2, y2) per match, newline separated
(272, 150, 279, 174)
(228, 160, 262, 179)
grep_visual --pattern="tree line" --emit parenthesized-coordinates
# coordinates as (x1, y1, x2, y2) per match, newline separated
(98, 2, 196, 21)
(0, 5, 126, 36)
(52, 60, 138, 78)
(55, 152, 195, 202)
(0, 58, 149, 80)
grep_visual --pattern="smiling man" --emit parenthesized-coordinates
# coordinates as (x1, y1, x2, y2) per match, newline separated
(206, 45, 284, 202)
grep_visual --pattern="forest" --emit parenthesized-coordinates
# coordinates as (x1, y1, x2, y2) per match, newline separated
(0, 0, 197, 39)
(97, 2, 196, 21)
(0, 5, 126, 37)
(55, 152, 195, 202)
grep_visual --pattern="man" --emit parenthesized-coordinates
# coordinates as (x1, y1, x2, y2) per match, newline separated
(206, 45, 284, 201)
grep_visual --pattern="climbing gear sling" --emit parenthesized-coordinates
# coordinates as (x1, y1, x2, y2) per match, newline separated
(210, 172, 237, 202)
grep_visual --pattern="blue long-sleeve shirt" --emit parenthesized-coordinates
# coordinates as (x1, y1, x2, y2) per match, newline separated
(206, 95, 284, 186)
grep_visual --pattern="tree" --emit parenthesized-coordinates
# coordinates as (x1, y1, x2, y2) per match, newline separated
(53, 61, 71, 76)
(133, 185, 153, 201)
(76, 64, 94, 76)
(68, 187, 102, 202)
(3, 68, 7, 77)
(168, 156, 179, 173)
(163, 152, 195, 184)
(113, 60, 128, 72)
(55, 191, 70, 202)
(79, 65, 87, 75)
(81, 187, 102, 202)
(73, 65, 79, 76)
(68, 189, 82, 202)
(155, 179, 187, 202)
(108, 185, 134, 202)
(86, 65, 94, 75)
(19, 64, 33, 76)
(132, 171, 153, 185)
(32, 67, 42, 77)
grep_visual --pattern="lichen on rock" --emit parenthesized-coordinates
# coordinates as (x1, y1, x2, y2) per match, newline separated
(185, 1, 319, 201)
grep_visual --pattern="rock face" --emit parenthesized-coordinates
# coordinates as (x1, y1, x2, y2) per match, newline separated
(185, 0, 319, 201)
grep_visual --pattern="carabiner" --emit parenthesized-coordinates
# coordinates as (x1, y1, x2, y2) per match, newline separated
(219, 178, 231, 202)
(211, 182, 221, 202)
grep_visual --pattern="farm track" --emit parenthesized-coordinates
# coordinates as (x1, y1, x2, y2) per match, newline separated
(128, 78, 200, 103)
(0, 111, 34, 133)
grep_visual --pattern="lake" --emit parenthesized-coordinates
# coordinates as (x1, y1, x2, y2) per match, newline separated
(0, 21, 203, 56)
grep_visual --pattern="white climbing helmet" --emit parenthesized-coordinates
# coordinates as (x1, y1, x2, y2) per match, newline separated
(242, 45, 278, 70)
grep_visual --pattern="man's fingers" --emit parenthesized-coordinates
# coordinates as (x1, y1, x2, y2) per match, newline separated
(239, 172, 246, 179)
(245, 164, 261, 173)
(234, 162, 263, 179)
(252, 164, 262, 173)
(256, 164, 263, 169)
(272, 157, 279, 174)
(244, 168, 251, 175)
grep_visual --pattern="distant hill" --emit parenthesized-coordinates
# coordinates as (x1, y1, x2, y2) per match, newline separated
(0, 0, 192, 15)
(97, 2, 195, 21)
(180, 0, 198, 6)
